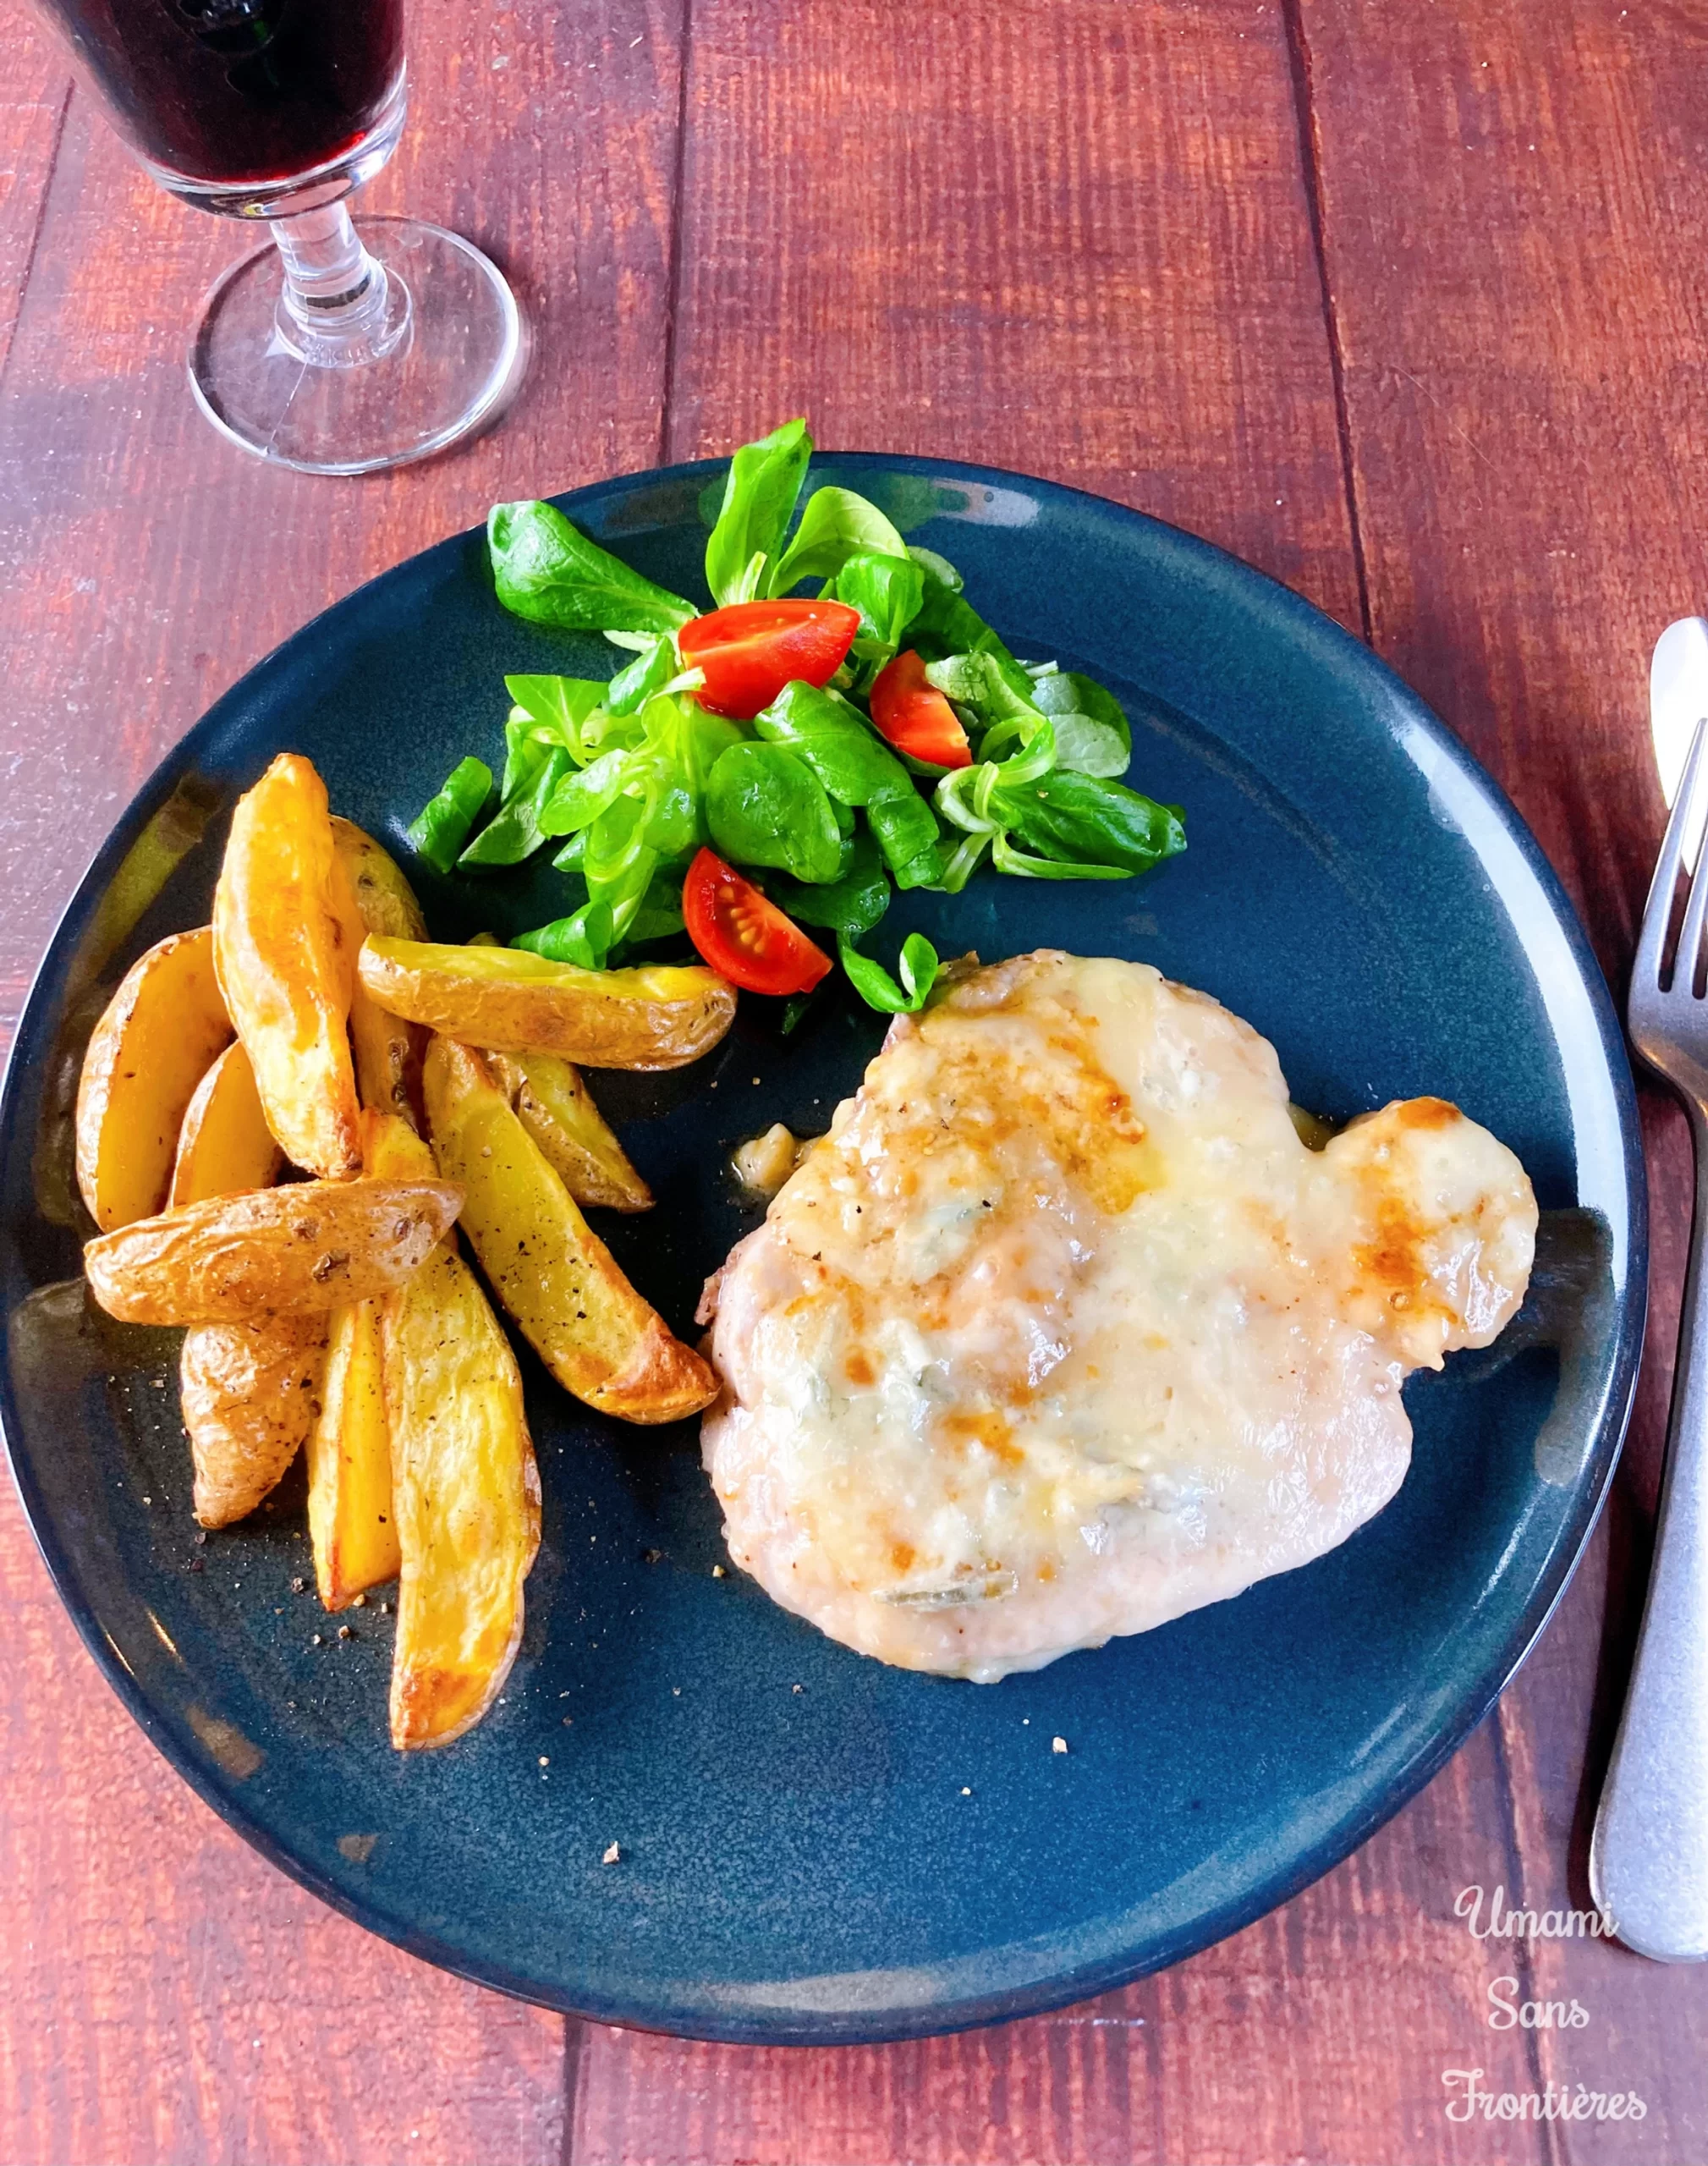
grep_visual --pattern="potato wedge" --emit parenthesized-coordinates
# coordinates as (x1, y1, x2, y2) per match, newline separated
(213, 754, 362, 1178)
(331, 817, 428, 942)
(169, 1041, 284, 1207)
(364, 1097, 535, 1740)
(360, 939, 736, 1072)
(182, 1313, 327, 1528)
(383, 1234, 540, 1749)
(84, 1177, 462, 1325)
(489, 1053, 652, 1214)
(424, 1036, 717, 1422)
(43, 783, 223, 1231)
(75, 927, 233, 1231)
(360, 1106, 438, 1182)
(305, 1299, 399, 1607)
(464, 933, 649, 1210)
(304, 1109, 430, 1609)
(332, 822, 427, 1129)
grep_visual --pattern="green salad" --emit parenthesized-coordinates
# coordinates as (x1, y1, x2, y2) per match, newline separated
(408, 418, 1185, 1015)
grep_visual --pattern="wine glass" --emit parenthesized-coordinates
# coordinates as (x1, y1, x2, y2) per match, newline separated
(30, 0, 526, 476)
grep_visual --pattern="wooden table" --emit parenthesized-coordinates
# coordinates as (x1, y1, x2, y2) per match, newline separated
(3, 2, 1706, 2158)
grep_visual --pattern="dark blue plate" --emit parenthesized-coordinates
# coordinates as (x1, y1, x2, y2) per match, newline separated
(0, 458, 1645, 2043)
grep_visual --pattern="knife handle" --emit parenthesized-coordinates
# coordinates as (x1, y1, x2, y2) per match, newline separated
(1591, 1110, 1708, 1961)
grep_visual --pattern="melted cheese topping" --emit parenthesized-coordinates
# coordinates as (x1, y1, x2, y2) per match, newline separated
(700, 953, 1536, 1679)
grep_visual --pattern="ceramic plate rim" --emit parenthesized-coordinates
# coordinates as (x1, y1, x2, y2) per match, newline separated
(0, 454, 1648, 2042)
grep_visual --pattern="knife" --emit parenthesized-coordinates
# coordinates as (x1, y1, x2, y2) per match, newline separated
(1585, 625, 1708, 1965)
(1650, 617, 1708, 865)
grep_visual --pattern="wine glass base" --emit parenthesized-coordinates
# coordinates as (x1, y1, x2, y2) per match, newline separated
(188, 216, 525, 476)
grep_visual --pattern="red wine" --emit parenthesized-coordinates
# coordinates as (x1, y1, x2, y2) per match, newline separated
(38, 0, 404, 185)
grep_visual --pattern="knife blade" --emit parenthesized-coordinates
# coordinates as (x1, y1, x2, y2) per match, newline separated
(1651, 618, 1708, 870)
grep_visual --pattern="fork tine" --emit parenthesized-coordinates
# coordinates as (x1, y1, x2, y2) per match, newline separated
(1677, 790, 1708, 998)
(1635, 714, 1708, 996)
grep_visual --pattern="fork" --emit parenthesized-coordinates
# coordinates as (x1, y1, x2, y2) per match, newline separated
(1590, 714, 1708, 1962)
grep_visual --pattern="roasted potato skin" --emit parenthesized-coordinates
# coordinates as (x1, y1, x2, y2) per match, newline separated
(360, 1106, 437, 1182)
(490, 1051, 652, 1213)
(169, 1040, 284, 1207)
(84, 1177, 463, 1325)
(331, 817, 428, 942)
(75, 927, 233, 1231)
(365, 1097, 536, 1745)
(182, 1312, 327, 1528)
(305, 1108, 428, 1609)
(213, 754, 363, 1177)
(469, 929, 649, 1210)
(332, 822, 427, 1129)
(360, 939, 737, 1072)
(383, 1239, 540, 1749)
(305, 1299, 399, 1607)
(424, 1036, 717, 1423)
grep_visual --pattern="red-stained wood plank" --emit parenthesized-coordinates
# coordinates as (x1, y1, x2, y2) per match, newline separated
(0, 8, 68, 382)
(0, 0, 686, 1043)
(1296, 0, 1708, 2155)
(661, 0, 1363, 632)
(4, 0, 1705, 2159)
(570, 1739, 1557, 2166)
(563, 5, 1555, 2158)
(0, 0, 690, 2158)
(0, 1476, 565, 2165)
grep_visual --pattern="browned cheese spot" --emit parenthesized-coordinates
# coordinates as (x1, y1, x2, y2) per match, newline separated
(1394, 1095, 1460, 1131)
(939, 1408, 1025, 1467)
(1353, 1196, 1453, 1328)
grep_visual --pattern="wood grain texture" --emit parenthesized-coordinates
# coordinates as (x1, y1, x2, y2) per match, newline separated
(4, 0, 1708, 2158)
(568, 1742, 1557, 2166)
(663, 0, 1363, 631)
(0, 8, 68, 382)
(0, 0, 686, 1043)
(570, 0, 1708, 2159)
(0, 1471, 564, 2165)
(1297, 0, 1708, 2157)
(0, 1, 683, 2160)
(566, 3, 1628, 2154)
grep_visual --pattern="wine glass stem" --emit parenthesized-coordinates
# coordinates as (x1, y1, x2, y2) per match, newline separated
(271, 201, 392, 366)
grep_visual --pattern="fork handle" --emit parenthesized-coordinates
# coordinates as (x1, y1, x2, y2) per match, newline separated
(1591, 1109, 1708, 1961)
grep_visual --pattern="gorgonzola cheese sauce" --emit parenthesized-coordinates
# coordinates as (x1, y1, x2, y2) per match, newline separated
(700, 953, 1536, 1679)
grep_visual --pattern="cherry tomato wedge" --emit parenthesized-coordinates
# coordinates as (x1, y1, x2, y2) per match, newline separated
(868, 649, 972, 768)
(682, 849, 832, 997)
(678, 599, 859, 720)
